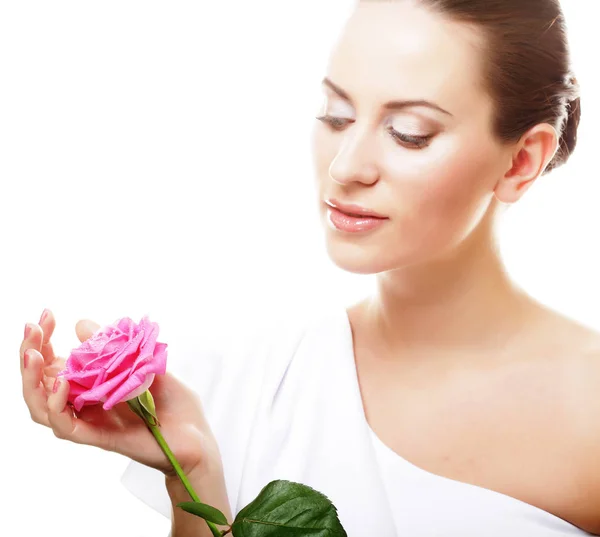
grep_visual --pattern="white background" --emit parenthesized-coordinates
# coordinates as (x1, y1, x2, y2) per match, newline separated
(1, 1, 598, 535)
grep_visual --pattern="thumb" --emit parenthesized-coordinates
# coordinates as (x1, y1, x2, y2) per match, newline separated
(75, 319, 101, 343)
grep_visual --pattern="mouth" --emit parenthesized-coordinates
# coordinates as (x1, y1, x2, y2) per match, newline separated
(340, 210, 386, 219)
(325, 204, 390, 233)
(324, 199, 388, 219)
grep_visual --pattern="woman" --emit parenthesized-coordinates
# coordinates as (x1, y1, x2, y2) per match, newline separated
(20, 0, 600, 535)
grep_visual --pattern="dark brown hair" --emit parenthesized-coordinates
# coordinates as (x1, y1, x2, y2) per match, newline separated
(365, 0, 582, 174)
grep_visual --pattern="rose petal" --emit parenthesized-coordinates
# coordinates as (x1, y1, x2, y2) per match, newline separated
(72, 368, 130, 412)
(117, 373, 156, 403)
(105, 329, 144, 375)
(102, 370, 150, 410)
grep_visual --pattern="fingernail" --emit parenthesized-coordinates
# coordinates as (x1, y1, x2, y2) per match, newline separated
(40, 309, 49, 324)
(24, 323, 32, 339)
(53, 378, 61, 393)
(24, 349, 30, 368)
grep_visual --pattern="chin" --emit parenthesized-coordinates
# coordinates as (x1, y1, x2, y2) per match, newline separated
(324, 239, 392, 275)
(323, 226, 457, 275)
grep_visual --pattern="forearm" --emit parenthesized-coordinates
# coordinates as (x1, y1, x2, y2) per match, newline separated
(165, 467, 233, 537)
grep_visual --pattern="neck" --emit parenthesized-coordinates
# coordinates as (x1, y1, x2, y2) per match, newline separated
(362, 213, 542, 360)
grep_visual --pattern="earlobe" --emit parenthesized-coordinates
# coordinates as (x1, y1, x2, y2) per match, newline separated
(494, 124, 559, 204)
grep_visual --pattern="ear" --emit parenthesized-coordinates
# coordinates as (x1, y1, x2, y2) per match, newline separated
(494, 123, 559, 204)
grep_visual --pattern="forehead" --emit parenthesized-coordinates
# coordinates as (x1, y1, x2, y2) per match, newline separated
(326, 2, 487, 115)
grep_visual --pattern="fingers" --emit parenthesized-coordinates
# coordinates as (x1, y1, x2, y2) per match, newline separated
(75, 319, 101, 343)
(19, 308, 57, 373)
(22, 347, 115, 452)
(20, 322, 41, 373)
(47, 378, 114, 452)
(38, 308, 58, 366)
(21, 349, 50, 427)
(46, 377, 76, 438)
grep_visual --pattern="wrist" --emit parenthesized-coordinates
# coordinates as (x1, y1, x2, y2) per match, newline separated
(165, 464, 233, 523)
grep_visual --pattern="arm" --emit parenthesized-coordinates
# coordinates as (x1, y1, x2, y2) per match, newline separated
(165, 466, 233, 537)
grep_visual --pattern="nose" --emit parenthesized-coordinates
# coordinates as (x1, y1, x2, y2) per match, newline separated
(328, 126, 380, 186)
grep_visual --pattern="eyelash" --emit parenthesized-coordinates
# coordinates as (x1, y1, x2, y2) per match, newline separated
(315, 115, 432, 149)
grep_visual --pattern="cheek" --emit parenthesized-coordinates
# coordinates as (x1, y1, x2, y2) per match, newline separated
(385, 139, 498, 247)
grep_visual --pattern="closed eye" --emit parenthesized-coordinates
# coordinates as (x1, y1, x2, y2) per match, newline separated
(315, 115, 352, 130)
(387, 127, 432, 149)
(316, 115, 433, 150)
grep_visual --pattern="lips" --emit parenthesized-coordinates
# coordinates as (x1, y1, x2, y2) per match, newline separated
(341, 209, 385, 219)
(325, 199, 388, 219)
(327, 205, 389, 233)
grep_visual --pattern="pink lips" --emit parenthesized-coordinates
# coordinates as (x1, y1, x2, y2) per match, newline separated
(326, 198, 387, 219)
(326, 205, 388, 233)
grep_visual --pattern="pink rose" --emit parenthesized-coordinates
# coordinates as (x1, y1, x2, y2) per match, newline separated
(57, 315, 168, 412)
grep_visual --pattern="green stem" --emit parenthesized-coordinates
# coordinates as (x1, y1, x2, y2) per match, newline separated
(147, 422, 225, 537)
(148, 423, 200, 501)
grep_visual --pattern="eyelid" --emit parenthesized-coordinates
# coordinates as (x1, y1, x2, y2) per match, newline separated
(386, 115, 431, 137)
(388, 127, 433, 148)
(315, 114, 354, 129)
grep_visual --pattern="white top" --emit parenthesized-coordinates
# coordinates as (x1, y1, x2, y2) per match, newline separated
(121, 306, 594, 536)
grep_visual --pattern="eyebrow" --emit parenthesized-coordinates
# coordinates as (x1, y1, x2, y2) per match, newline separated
(321, 77, 454, 117)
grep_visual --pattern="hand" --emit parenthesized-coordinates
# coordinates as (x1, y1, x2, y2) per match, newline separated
(20, 309, 223, 479)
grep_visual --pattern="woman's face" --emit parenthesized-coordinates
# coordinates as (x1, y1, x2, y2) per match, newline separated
(312, 1, 513, 275)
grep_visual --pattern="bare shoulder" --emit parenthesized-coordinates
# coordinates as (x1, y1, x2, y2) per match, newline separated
(569, 330, 600, 454)
(524, 305, 600, 533)
(558, 324, 600, 534)
(549, 314, 600, 438)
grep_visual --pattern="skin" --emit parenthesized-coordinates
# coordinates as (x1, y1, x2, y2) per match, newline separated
(312, 1, 600, 534)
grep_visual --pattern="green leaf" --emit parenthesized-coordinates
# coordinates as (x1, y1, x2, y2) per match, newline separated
(126, 397, 144, 420)
(231, 479, 348, 537)
(138, 389, 160, 425)
(177, 501, 230, 526)
(126, 396, 158, 427)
